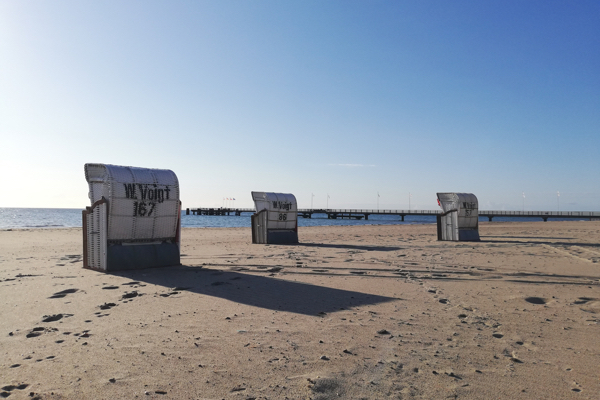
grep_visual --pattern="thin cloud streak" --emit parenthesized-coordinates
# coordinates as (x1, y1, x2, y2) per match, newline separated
(328, 164, 377, 168)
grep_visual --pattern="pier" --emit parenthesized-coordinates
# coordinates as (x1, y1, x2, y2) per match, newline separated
(187, 207, 255, 216)
(186, 208, 600, 222)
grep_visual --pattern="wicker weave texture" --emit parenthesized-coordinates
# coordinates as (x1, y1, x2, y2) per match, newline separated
(437, 192, 479, 230)
(84, 163, 180, 241)
(86, 202, 107, 270)
(251, 191, 298, 231)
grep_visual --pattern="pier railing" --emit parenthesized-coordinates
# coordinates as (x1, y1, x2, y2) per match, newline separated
(186, 207, 600, 222)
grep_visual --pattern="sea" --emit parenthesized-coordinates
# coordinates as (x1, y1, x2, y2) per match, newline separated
(0, 207, 580, 230)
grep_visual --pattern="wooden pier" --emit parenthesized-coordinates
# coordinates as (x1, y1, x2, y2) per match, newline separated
(186, 208, 600, 222)
(186, 207, 254, 216)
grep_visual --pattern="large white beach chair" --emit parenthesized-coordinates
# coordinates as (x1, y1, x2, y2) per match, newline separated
(251, 191, 298, 244)
(436, 192, 480, 241)
(82, 163, 181, 271)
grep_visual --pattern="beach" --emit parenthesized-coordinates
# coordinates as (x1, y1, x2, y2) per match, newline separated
(1, 221, 599, 399)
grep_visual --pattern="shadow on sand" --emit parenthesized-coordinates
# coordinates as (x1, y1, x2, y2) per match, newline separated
(480, 239, 600, 248)
(483, 235, 576, 240)
(113, 265, 397, 316)
(293, 242, 403, 252)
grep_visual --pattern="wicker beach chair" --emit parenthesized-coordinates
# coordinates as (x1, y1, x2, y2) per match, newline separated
(83, 163, 181, 271)
(251, 191, 298, 244)
(436, 192, 480, 241)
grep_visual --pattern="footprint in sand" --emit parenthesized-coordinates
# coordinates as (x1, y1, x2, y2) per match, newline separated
(159, 292, 179, 297)
(524, 297, 547, 305)
(120, 291, 141, 300)
(309, 377, 345, 398)
(570, 380, 583, 392)
(122, 281, 146, 287)
(48, 288, 79, 299)
(26, 327, 45, 338)
(573, 297, 594, 305)
(42, 313, 73, 323)
(1, 384, 29, 398)
(26, 327, 57, 338)
(573, 297, 600, 313)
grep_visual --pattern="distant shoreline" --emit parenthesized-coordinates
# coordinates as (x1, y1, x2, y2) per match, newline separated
(1, 207, 597, 230)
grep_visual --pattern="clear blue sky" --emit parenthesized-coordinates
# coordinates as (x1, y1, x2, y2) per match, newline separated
(1, 1, 598, 211)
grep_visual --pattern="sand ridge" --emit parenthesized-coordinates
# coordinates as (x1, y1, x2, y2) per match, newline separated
(1, 221, 599, 399)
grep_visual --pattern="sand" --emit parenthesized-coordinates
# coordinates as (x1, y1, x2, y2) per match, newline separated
(1, 221, 599, 399)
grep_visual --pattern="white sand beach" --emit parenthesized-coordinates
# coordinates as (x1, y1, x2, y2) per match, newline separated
(1, 221, 599, 399)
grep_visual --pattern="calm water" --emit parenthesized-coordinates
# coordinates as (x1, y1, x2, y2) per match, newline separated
(0, 208, 437, 229)
(0, 208, 585, 230)
(0, 208, 85, 229)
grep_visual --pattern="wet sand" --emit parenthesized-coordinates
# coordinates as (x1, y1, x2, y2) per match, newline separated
(1, 221, 599, 399)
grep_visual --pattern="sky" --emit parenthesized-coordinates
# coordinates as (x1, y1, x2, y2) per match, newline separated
(1, 0, 598, 211)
